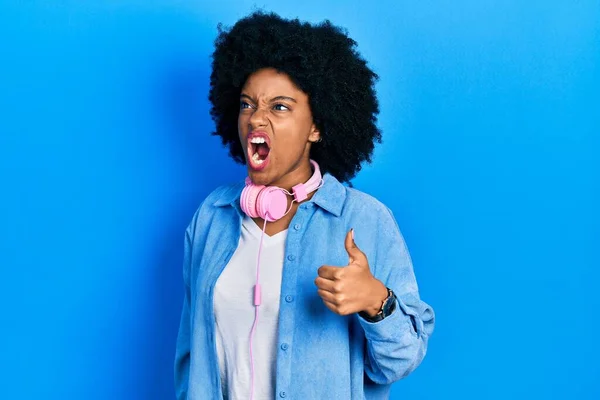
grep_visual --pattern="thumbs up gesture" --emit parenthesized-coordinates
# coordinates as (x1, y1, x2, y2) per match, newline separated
(315, 229, 389, 317)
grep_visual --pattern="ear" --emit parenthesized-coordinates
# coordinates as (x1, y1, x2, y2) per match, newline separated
(308, 123, 321, 143)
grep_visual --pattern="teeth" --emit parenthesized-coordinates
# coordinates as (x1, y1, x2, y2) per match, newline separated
(250, 137, 266, 144)
(252, 152, 264, 164)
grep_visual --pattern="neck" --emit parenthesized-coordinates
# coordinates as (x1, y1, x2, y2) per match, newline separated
(250, 158, 318, 236)
(271, 159, 314, 194)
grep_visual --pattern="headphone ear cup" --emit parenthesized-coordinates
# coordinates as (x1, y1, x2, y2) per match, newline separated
(241, 183, 264, 218)
(257, 187, 288, 222)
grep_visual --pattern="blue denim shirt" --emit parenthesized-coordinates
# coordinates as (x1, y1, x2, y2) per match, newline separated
(174, 173, 435, 399)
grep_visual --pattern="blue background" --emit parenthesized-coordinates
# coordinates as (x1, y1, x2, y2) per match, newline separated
(1, 1, 598, 399)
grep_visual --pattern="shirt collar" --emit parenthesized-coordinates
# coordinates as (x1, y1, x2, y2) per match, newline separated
(212, 172, 346, 217)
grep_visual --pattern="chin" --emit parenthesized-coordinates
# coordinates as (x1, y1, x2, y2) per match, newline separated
(246, 165, 274, 186)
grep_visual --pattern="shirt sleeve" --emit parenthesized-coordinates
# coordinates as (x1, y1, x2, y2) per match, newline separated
(174, 227, 193, 400)
(357, 206, 435, 385)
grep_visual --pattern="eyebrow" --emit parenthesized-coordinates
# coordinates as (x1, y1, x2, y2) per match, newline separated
(240, 93, 297, 103)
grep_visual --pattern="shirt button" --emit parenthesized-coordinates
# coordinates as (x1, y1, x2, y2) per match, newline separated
(287, 254, 295, 261)
(280, 343, 289, 350)
(279, 392, 287, 398)
(285, 295, 294, 303)
(293, 223, 301, 230)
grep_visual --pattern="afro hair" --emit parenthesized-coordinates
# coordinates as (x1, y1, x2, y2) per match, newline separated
(208, 11, 381, 183)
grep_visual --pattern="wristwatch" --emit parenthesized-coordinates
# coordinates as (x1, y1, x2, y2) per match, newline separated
(359, 287, 396, 322)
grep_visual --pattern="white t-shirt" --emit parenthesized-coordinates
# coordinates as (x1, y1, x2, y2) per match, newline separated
(213, 215, 288, 400)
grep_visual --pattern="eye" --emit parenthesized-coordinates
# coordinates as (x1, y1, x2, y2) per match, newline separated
(273, 103, 290, 111)
(240, 101, 253, 110)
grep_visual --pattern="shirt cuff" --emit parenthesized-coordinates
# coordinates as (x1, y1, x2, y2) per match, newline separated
(357, 297, 420, 340)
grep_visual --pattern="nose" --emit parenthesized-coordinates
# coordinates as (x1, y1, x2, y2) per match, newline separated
(248, 106, 268, 130)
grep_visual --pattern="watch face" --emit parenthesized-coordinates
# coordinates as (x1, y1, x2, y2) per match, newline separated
(382, 291, 395, 315)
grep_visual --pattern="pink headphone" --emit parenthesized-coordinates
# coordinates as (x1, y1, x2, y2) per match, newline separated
(240, 159, 323, 222)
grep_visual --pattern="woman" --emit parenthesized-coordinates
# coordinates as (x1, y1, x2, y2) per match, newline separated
(174, 11, 435, 400)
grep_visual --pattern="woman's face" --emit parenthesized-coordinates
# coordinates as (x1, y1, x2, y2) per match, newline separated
(238, 68, 320, 188)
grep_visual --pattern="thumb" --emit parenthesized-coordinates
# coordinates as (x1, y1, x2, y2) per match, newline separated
(344, 228, 365, 265)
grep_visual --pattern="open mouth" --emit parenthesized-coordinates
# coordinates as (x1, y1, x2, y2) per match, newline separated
(248, 133, 271, 169)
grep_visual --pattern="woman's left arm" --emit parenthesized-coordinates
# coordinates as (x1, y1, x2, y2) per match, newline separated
(315, 207, 435, 385)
